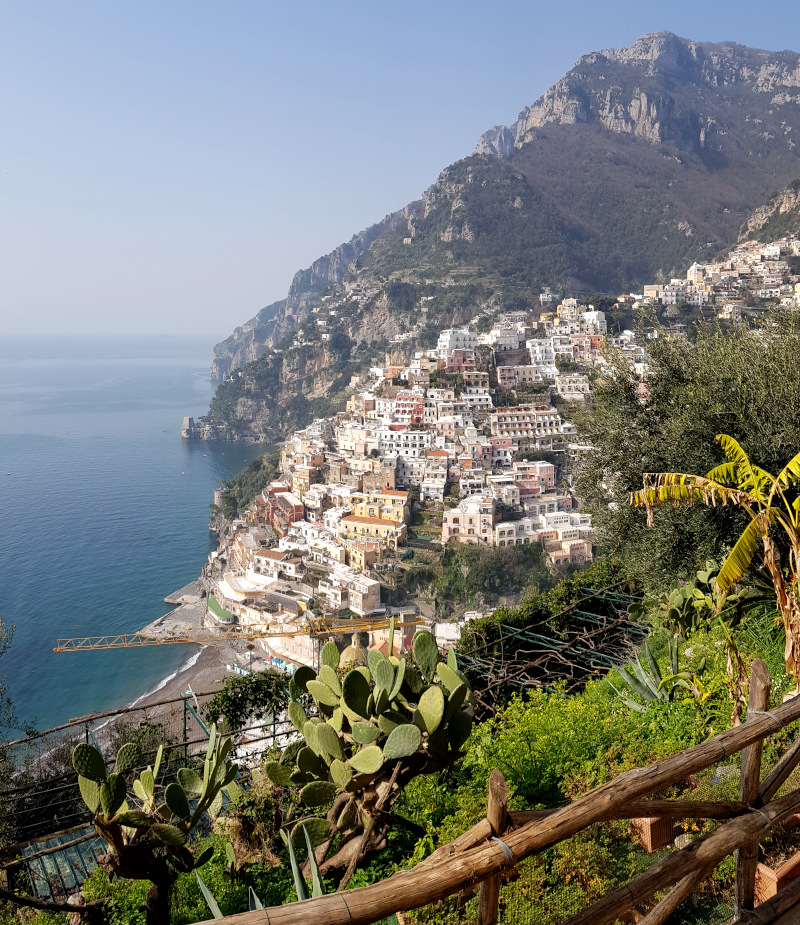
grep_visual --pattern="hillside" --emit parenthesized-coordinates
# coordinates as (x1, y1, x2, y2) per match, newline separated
(204, 31, 800, 442)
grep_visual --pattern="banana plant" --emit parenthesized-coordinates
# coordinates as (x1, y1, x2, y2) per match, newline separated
(609, 636, 706, 712)
(631, 434, 800, 677)
(72, 725, 239, 925)
(261, 629, 473, 888)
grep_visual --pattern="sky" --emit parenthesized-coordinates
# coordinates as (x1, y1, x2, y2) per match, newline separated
(2, 1, 799, 344)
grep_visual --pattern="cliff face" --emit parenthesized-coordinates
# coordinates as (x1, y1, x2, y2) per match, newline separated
(204, 32, 800, 442)
(742, 180, 800, 240)
(476, 33, 800, 156)
(211, 213, 407, 379)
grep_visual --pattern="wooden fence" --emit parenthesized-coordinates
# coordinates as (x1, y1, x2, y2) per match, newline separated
(198, 658, 800, 925)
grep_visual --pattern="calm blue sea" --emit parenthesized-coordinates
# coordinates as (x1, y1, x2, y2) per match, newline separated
(0, 336, 268, 732)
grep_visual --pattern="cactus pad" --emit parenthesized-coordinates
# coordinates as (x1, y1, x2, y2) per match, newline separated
(289, 665, 316, 699)
(367, 649, 385, 678)
(315, 722, 344, 760)
(404, 662, 424, 695)
(383, 723, 422, 761)
(151, 823, 188, 847)
(72, 743, 107, 783)
(342, 669, 370, 718)
(413, 630, 439, 682)
(297, 746, 326, 778)
(330, 758, 352, 788)
(321, 641, 340, 670)
(443, 686, 467, 726)
(349, 745, 384, 775)
(436, 662, 462, 694)
(374, 686, 390, 715)
(288, 700, 307, 733)
(329, 708, 344, 732)
(100, 773, 126, 819)
(338, 802, 357, 830)
(264, 761, 293, 787)
(351, 721, 380, 744)
(448, 711, 473, 750)
(115, 810, 153, 829)
(165, 782, 191, 820)
(378, 713, 400, 736)
(416, 685, 445, 734)
(373, 658, 395, 694)
(114, 742, 142, 776)
(78, 776, 101, 813)
(447, 647, 459, 671)
(291, 817, 333, 848)
(177, 767, 204, 795)
(300, 780, 338, 806)
(318, 665, 342, 696)
(388, 659, 406, 701)
(307, 679, 340, 708)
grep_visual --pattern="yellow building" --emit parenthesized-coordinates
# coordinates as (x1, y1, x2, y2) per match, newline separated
(351, 489, 409, 524)
(344, 539, 383, 572)
(292, 465, 319, 497)
(338, 515, 407, 550)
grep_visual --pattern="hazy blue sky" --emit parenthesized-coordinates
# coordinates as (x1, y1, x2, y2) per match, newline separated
(2, 1, 799, 343)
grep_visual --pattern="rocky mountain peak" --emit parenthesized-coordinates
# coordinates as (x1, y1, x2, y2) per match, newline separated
(475, 32, 800, 157)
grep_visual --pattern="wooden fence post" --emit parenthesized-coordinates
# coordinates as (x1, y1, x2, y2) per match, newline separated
(736, 658, 772, 917)
(478, 770, 509, 925)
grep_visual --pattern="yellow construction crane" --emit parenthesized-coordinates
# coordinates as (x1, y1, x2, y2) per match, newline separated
(53, 616, 421, 652)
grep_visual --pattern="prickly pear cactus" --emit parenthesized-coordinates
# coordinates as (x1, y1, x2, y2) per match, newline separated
(263, 630, 473, 868)
(72, 724, 238, 877)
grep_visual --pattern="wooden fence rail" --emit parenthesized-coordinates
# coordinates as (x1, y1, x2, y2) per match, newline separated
(196, 659, 800, 925)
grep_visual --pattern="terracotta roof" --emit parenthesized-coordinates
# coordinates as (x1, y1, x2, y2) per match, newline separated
(254, 549, 287, 561)
(340, 515, 401, 528)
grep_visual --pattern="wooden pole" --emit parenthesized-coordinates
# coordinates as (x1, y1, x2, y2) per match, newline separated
(509, 798, 747, 826)
(561, 787, 800, 925)
(478, 770, 508, 925)
(734, 869, 800, 923)
(193, 694, 800, 925)
(737, 659, 772, 916)
(758, 731, 800, 805)
(637, 864, 713, 925)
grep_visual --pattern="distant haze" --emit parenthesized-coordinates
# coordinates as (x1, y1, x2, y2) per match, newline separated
(2, 1, 797, 342)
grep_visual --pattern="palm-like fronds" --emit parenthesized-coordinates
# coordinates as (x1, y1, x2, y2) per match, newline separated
(631, 473, 755, 526)
(715, 514, 769, 594)
(777, 449, 800, 490)
(630, 433, 800, 678)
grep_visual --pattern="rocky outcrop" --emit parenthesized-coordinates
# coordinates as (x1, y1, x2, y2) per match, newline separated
(211, 213, 407, 379)
(202, 31, 800, 442)
(742, 181, 800, 237)
(476, 32, 800, 157)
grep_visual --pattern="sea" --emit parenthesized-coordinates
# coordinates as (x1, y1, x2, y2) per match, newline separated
(0, 336, 269, 733)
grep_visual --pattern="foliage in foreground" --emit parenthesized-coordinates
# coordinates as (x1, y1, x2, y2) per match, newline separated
(205, 670, 289, 732)
(632, 433, 800, 677)
(262, 631, 473, 886)
(71, 726, 239, 925)
(575, 313, 800, 592)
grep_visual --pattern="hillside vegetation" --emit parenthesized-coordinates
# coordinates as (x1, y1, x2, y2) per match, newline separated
(205, 32, 800, 443)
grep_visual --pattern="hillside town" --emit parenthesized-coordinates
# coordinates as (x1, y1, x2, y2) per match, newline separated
(194, 233, 800, 673)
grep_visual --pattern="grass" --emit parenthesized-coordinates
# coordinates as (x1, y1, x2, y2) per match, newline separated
(207, 595, 235, 623)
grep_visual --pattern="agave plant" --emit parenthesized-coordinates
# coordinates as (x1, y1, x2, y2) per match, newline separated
(72, 725, 239, 925)
(262, 627, 473, 887)
(194, 823, 326, 921)
(609, 636, 706, 712)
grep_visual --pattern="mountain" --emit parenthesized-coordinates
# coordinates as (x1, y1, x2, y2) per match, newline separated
(203, 32, 800, 441)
